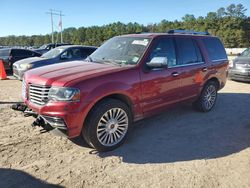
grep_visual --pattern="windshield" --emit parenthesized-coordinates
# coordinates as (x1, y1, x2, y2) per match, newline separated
(89, 36, 150, 65)
(240, 48, 250, 57)
(39, 44, 47, 49)
(41, 48, 64, 59)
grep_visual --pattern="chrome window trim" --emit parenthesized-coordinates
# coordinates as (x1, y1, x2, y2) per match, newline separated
(168, 61, 205, 69)
(212, 59, 228, 63)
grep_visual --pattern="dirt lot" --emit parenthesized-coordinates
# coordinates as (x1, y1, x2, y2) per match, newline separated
(0, 78, 249, 188)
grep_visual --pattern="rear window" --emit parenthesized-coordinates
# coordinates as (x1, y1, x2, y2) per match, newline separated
(0, 49, 10, 57)
(202, 38, 227, 61)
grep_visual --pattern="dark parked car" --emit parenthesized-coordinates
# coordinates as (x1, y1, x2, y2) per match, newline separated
(22, 30, 228, 151)
(0, 48, 41, 72)
(13, 45, 97, 80)
(34, 43, 72, 54)
(229, 48, 250, 82)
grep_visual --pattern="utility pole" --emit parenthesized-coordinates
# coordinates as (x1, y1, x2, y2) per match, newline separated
(46, 9, 65, 43)
(60, 11, 63, 43)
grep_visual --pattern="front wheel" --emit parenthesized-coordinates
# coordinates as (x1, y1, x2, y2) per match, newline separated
(193, 81, 218, 112)
(82, 99, 132, 152)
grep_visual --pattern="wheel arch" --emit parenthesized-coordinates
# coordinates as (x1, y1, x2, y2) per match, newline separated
(205, 77, 220, 89)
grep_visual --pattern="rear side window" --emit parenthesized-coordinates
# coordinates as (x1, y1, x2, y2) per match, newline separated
(202, 38, 227, 61)
(12, 49, 32, 57)
(175, 38, 203, 65)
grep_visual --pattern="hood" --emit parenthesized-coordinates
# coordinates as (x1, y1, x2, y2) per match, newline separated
(24, 60, 130, 86)
(234, 56, 250, 64)
(14, 57, 45, 67)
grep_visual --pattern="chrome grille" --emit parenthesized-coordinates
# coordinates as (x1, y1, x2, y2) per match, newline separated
(28, 84, 51, 106)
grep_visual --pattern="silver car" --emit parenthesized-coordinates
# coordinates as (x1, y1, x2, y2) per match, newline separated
(13, 45, 97, 80)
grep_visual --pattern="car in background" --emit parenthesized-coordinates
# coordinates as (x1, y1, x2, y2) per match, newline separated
(0, 48, 41, 72)
(34, 43, 72, 54)
(229, 47, 250, 82)
(13, 45, 97, 80)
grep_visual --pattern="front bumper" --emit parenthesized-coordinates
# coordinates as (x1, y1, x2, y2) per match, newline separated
(40, 115, 68, 137)
(229, 68, 250, 82)
(24, 99, 90, 138)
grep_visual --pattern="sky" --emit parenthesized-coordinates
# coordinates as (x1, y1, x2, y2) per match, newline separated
(1, 0, 250, 37)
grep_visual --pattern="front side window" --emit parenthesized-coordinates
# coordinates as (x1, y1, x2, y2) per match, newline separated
(176, 38, 202, 65)
(147, 38, 177, 67)
(89, 36, 150, 65)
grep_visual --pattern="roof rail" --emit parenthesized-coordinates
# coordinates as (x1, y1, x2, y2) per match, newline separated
(167, 29, 210, 35)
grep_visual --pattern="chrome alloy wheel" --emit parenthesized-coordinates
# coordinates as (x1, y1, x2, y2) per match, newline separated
(203, 85, 217, 110)
(96, 108, 129, 146)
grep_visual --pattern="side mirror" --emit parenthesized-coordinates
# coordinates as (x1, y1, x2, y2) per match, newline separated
(237, 53, 241, 56)
(146, 57, 168, 69)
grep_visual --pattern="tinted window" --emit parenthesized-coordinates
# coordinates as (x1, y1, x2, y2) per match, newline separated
(11, 49, 33, 57)
(203, 38, 227, 61)
(176, 38, 202, 65)
(148, 38, 177, 67)
(86, 48, 96, 55)
(71, 48, 82, 58)
(11, 49, 30, 56)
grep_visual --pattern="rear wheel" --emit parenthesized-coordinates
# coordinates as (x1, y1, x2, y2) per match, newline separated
(193, 81, 218, 112)
(82, 98, 132, 152)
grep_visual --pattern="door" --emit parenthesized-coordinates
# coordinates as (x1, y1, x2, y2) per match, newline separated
(60, 48, 83, 62)
(174, 37, 207, 101)
(140, 37, 183, 114)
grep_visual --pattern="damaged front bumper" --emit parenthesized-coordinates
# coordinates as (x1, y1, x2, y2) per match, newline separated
(11, 103, 68, 137)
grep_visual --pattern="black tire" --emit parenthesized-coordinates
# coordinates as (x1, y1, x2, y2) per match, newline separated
(82, 98, 132, 152)
(193, 81, 218, 112)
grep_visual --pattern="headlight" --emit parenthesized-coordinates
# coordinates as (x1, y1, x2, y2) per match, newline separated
(48, 87, 80, 102)
(20, 63, 33, 70)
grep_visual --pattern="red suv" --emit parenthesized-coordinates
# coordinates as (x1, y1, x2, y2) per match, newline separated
(22, 30, 228, 151)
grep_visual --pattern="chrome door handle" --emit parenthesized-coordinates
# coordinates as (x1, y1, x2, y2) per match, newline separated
(172, 72, 179, 77)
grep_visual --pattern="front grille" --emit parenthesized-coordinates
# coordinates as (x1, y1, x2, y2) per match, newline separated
(236, 63, 250, 70)
(28, 84, 51, 106)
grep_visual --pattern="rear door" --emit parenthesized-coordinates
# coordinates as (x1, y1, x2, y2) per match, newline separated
(140, 36, 183, 114)
(174, 37, 207, 101)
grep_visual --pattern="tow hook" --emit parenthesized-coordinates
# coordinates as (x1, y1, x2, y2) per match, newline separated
(32, 116, 53, 133)
(11, 103, 37, 118)
(11, 103, 52, 133)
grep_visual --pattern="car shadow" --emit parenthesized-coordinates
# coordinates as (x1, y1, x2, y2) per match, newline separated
(0, 168, 63, 188)
(98, 93, 250, 164)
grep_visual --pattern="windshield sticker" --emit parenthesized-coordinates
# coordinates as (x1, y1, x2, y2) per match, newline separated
(132, 40, 149, 46)
(132, 56, 139, 62)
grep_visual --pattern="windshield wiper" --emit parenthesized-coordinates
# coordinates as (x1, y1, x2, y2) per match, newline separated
(101, 58, 123, 66)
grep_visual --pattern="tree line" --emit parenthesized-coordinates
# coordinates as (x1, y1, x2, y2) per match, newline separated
(0, 3, 249, 48)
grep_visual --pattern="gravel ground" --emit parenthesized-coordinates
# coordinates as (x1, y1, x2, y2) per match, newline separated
(0, 78, 249, 188)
